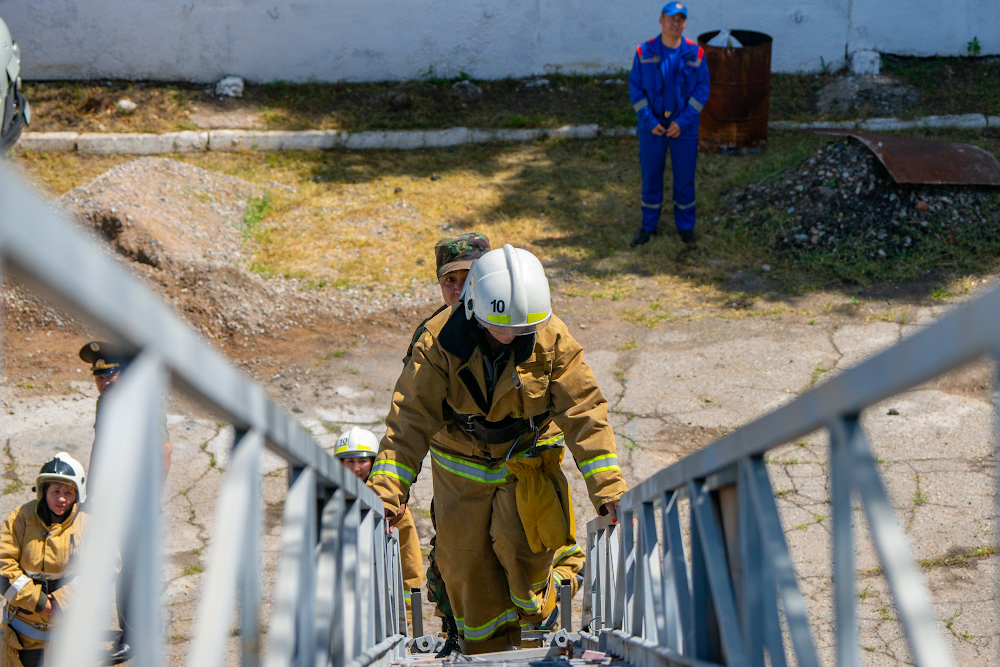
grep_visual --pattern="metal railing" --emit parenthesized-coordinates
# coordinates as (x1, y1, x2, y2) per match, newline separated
(582, 287, 1000, 666)
(0, 167, 409, 666)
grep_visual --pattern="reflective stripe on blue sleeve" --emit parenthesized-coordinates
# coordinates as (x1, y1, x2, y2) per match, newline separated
(688, 97, 704, 112)
(633, 98, 649, 111)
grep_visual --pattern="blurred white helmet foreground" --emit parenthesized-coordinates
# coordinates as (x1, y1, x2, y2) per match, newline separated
(35, 452, 87, 504)
(463, 244, 552, 337)
(334, 426, 379, 459)
(0, 16, 30, 155)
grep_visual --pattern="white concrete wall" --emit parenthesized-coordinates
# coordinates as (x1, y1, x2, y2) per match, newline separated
(1, 0, 997, 82)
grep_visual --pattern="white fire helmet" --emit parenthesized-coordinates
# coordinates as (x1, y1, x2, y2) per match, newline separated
(35, 452, 87, 505)
(462, 244, 552, 337)
(0, 16, 30, 155)
(334, 426, 378, 459)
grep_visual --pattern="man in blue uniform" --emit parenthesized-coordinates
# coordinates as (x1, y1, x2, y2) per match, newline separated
(629, 2, 710, 247)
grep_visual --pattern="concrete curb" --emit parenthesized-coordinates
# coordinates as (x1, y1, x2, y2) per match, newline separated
(769, 113, 997, 132)
(12, 115, 995, 154)
(16, 124, 626, 154)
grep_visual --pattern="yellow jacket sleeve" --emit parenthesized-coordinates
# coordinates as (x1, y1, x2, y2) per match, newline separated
(370, 335, 450, 515)
(547, 325, 628, 512)
(0, 507, 44, 612)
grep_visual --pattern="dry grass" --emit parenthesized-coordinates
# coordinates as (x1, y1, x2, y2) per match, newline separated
(13, 129, 999, 304)
(15, 132, 832, 295)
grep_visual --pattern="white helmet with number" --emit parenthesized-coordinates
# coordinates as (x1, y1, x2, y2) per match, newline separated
(35, 452, 87, 504)
(463, 244, 552, 337)
(0, 16, 30, 155)
(334, 426, 378, 459)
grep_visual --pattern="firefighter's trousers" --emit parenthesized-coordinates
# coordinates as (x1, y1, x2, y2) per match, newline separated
(431, 448, 558, 654)
(395, 505, 424, 627)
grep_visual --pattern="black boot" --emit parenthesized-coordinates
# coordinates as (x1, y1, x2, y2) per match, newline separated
(435, 615, 461, 658)
(108, 642, 133, 665)
(678, 229, 697, 244)
(631, 229, 654, 247)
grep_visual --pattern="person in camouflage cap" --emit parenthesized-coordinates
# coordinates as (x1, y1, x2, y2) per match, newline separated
(399, 232, 491, 655)
(403, 232, 492, 364)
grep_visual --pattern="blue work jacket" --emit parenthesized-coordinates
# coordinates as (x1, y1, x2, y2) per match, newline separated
(628, 36, 710, 135)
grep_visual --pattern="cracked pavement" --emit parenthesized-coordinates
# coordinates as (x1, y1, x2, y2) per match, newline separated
(0, 296, 995, 665)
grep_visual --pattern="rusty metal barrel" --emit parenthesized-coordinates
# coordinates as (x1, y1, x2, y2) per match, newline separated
(696, 30, 772, 153)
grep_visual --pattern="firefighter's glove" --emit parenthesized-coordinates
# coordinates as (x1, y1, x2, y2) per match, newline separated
(505, 454, 569, 553)
(539, 447, 575, 544)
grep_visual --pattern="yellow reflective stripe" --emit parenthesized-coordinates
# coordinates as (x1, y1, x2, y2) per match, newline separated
(537, 434, 565, 447)
(370, 460, 416, 485)
(555, 543, 582, 563)
(487, 314, 510, 325)
(431, 448, 509, 484)
(456, 608, 518, 639)
(579, 453, 620, 478)
(532, 576, 550, 590)
(527, 312, 548, 324)
(510, 591, 541, 611)
(583, 465, 620, 479)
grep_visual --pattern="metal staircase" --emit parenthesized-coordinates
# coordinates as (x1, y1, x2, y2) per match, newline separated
(2, 161, 996, 667)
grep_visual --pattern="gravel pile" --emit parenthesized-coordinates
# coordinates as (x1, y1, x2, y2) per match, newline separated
(725, 138, 1000, 265)
(4, 158, 438, 347)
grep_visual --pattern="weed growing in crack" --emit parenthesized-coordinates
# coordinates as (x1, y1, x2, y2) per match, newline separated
(809, 363, 831, 386)
(2, 480, 23, 495)
(945, 611, 958, 629)
(913, 489, 927, 506)
(878, 604, 893, 621)
(183, 563, 204, 576)
(859, 584, 871, 601)
(615, 338, 637, 351)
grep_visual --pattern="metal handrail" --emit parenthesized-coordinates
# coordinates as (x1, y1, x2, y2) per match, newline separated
(583, 287, 1000, 666)
(0, 167, 408, 666)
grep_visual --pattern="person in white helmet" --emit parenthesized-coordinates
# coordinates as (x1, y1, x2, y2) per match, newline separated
(0, 453, 88, 667)
(334, 427, 424, 622)
(370, 244, 627, 654)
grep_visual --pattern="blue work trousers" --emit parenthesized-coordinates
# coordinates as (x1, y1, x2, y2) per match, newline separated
(639, 129, 698, 232)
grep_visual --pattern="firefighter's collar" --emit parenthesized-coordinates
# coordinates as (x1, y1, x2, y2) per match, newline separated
(439, 303, 535, 366)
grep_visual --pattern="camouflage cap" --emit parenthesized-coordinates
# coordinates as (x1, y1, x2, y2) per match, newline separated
(434, 232, 491, 278)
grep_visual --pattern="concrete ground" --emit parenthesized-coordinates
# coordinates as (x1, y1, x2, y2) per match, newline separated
(0, 289, 995, 665)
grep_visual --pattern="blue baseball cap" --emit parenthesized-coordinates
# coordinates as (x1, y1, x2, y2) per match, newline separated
(662, 2, 687, 16)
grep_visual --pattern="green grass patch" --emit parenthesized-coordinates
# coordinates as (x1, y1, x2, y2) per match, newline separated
(242, 192, 272, 240)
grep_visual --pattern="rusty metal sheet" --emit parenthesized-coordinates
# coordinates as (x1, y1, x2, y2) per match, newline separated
(813, 129, 1000, 186)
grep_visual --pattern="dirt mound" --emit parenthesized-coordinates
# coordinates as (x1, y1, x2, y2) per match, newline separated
(724, 138, 1000, 270)
(1, 158, 337, 346)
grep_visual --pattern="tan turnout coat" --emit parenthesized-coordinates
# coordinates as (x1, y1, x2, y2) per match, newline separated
(370, 304, 626, 519)
(0, 501, 86, 662)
